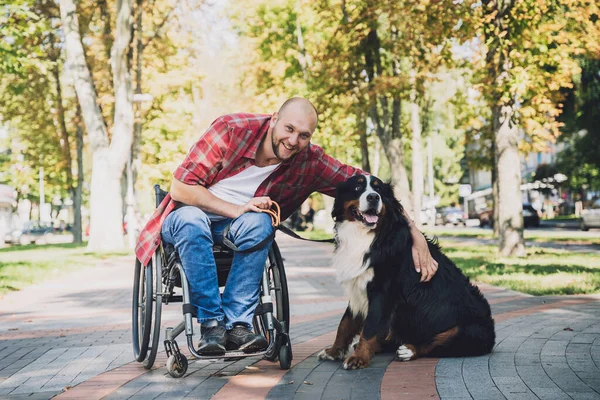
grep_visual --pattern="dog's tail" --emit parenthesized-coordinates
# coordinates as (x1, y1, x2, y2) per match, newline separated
(429, 319, 496, 358)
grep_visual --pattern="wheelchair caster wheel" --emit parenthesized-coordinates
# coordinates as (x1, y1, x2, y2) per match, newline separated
(166, 354, 188, 378)
(279, 340, 292, 370)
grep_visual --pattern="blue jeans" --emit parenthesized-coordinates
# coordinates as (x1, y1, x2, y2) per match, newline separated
(161, 206, 274, 330)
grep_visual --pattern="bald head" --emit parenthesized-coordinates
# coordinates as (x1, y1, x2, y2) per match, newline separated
(267, 97, 318, 162)
(278, 97, 319, 128)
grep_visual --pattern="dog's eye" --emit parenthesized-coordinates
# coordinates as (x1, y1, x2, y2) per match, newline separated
(355, 186, 362, 192)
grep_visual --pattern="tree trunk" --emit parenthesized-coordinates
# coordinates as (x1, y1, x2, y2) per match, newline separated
(52, 61, 79, 240)
(359, 117, 371, 173)
(112, 0, 135, 249)
(132, 0, 144, 200)
(52, 63, 74, 192)
(73, 109, 84, 244)
(363, 27, 414, 214)
(494, 105, 525, 256)
(382, 138, 413, 215)
(60, 0, 130, 251)
(295, 0, 310, 82)
(90, 149, 127, 250)
(410, 85, 423, 227)
(372, 135, 381, 176)
(491, 142, 499, 237)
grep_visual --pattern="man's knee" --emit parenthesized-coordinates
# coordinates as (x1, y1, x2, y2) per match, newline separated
(229, 212, 274, 243)
(165, 206, 211, 238)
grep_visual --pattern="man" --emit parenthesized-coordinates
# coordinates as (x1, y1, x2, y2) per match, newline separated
(135, 97, 438, 356)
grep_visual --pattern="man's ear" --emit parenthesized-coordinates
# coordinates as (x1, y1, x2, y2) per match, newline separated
(270, 112, 278, 127)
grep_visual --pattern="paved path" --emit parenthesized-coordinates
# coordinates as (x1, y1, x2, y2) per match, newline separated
(0, 235, 599, 399)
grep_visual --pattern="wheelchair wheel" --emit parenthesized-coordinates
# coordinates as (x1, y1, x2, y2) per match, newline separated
(132, 258, 152, 361)
(279, 337, 292, 370)
(259, 241, 290, 362)
(166, 354, 188, 378)
(142, 250, 163, 369)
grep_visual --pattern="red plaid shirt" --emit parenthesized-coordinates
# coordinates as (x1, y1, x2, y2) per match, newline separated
(135, 113, 361, 265)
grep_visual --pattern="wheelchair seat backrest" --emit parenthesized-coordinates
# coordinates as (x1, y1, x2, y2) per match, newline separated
(154, 184, 169, 208)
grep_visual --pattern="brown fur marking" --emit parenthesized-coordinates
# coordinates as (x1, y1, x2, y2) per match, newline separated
(322, 312, 363, 360)
(343, 200, 360, 221)
(344, 334, 380, 369)
(411, 326, 460, 358)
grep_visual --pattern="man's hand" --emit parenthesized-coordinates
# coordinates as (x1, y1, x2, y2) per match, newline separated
(410, 226, 438, 282)
(236, 196, 273, 217)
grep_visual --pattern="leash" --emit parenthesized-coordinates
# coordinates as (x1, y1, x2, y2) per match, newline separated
(263, 202, 335, 243)
(222, 201, 335, 252)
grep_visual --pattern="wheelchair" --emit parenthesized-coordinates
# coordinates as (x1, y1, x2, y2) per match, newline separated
(132, 185, 292, 378)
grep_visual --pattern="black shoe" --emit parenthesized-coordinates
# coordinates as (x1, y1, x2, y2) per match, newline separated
(198, 326, 227, 356)
(226, 324, 268, 353)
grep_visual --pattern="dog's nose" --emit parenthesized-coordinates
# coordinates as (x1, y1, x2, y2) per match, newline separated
(367, 193, 380, 203)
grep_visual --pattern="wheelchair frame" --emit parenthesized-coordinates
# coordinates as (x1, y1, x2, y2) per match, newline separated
(132, 185, 292, 378)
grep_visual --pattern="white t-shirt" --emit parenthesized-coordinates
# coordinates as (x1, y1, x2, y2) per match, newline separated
(205, 164, 280, 220)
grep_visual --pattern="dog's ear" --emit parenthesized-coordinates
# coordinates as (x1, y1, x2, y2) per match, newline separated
(331, 180, 347, 222)
(382, 182, 405, 220)
(382, 182, 395, 199)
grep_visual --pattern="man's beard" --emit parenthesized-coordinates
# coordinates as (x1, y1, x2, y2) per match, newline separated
(271, 132, 297, 161)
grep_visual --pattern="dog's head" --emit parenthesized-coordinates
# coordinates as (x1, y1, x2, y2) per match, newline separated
(332, 174, 399, 230)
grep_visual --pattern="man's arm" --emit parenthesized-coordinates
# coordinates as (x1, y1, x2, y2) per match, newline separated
(170, 179, 273, 218)
(402, 208, 439, 282)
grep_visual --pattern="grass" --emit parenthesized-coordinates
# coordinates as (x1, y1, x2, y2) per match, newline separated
(542, 214, 577, 221)
(0, 242, 131, 298)
(289, 228, 599, 295)
(422, 227, 599, 245)
(442, 243, 600, 295)
(285, 228, 335, 241)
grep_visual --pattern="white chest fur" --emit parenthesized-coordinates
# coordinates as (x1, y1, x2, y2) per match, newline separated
(333, 221, 376, 318)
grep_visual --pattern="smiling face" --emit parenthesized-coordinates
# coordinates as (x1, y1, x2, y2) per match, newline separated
(333, 175, 387, 230)
(269, 102, 317, 161)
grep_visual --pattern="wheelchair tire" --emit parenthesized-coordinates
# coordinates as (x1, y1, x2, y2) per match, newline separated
(166, 354, 188, 378)
(132, 258, 152, 362)
(270, 241, 290, 325)
(279, 339, 292, 370)
(142, 250, 163, 369)
(260, 241, 290, 362)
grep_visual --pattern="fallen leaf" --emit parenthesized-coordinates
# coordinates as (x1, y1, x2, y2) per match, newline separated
(288, 380, 294, 384)
(563, 327, 573, 331)
(303, 381, 313, 385)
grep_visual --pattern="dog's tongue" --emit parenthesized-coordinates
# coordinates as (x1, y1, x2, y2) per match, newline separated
(364, 214, 378, 224)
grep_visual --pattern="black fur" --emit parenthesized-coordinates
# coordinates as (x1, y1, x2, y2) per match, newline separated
(332, 175, 495, 359)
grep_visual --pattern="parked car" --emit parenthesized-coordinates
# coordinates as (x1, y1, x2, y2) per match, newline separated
(580, 199, 600, 231)
(440, 206, 468, 226)
(477, 203, 541, 228)
(4, 221, 54, 245)
(420, 208, 442, 226)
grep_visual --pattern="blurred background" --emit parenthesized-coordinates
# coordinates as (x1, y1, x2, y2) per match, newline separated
(0, 0, 599, 255)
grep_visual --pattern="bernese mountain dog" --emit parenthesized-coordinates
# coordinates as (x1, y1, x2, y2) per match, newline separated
(318, 174, 495, 370)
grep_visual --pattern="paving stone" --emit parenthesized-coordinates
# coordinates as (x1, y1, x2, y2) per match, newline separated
(436, 376, 471, 398)
(1, 237, 600, 400)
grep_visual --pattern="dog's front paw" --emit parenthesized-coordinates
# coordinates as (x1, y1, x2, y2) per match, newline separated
(343, 354, 370, 370)
(318, 347, 345, 361)
(396, 344, 417, 361)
